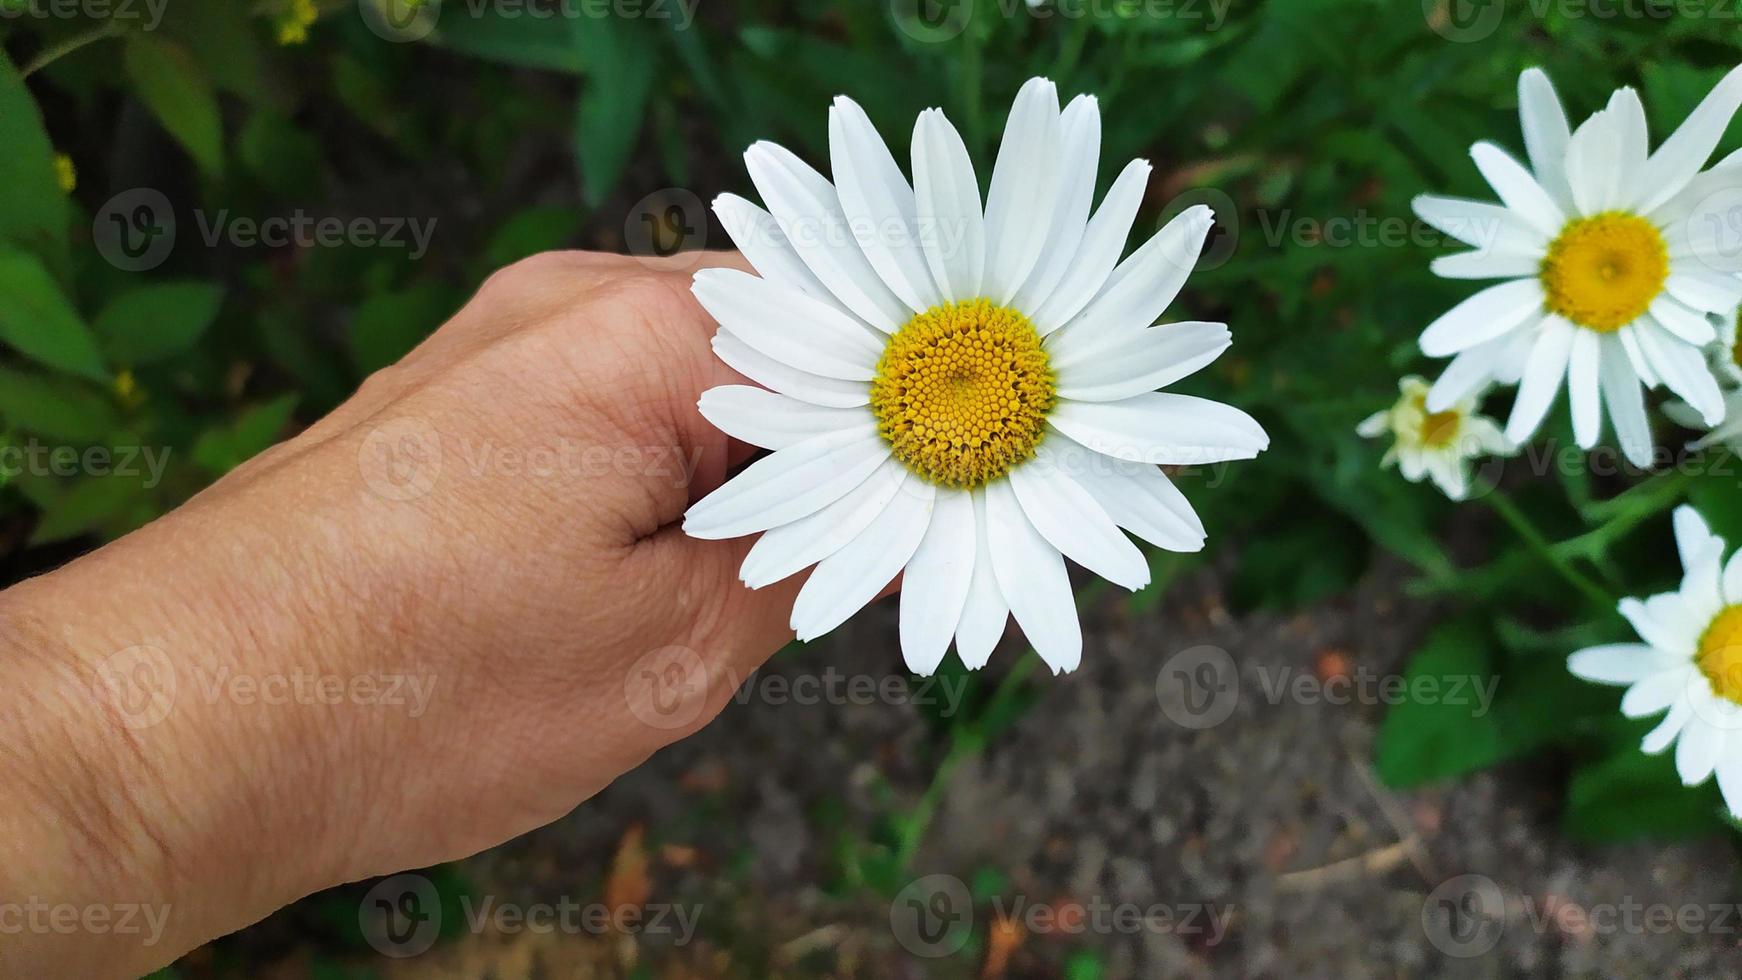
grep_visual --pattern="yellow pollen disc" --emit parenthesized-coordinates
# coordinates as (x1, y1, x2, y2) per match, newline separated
(1539, 211, 1668, 333)
(869, 299, 1055, 489)
(1408, 393, 1462, 449)
(1698, 605, 1742, 705)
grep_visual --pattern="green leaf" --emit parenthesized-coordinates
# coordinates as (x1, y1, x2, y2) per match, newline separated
(0, 249, 107, 381)
(0, 53, 69, 272)
(239, 111, 326, 198)
(192, 395, 298, 475)
(348, 282, 453, 375)
(123, 35, 224, 176)
(1374, 622, 1508, 788)
(572, 19, 659, 205)
(94, 281, 224, 365)
(1565, 747, 1726, 841)
(0, 367, 119, 443)
(430, 9, 585, 72)
(28, 474, 137, 545)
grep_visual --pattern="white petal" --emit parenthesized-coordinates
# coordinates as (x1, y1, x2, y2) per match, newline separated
(1057, 445, 1206, 552)
(1567, 643, 1685, 684)
(1642, 694, 1695, 754)
(683, 423, 889, 540)
(1665, 268, 1742, 313)
(1419, 279, 1545, 358)
(1051, 205, 1213, 344)
(1010, 448, 1148, 591)
(1052, 321, 1230, 402)
(828, 96, 941, 312)
(1518, 67, 1575, 212)
(1029, 158, 1151, 332)
(982, 77, 1062, 304)
(1679, 542, 1727, 625)
(1606, 87, 1650, 211)
(1717, 750, 1742, 818)
(790, 480, 935, 641)
(1425, 334, 1508, 412)
(1619, 595, 1696, 657)
(1620, 665, 1696, 718)
(710, 333, 870, 409)
(1504, 316, 1575, 444)
(1649, 295, 1719, 346)
(1636, 63, 1742, 215)
(1011, 95, 1100, 314)
(739, 459, 909, 588)
(953, 490, 1009, 670)
(1723, 548, 1742, 604)
(1567, 328, 1602, 448)
(1470, 141, 1566, 237)
(1564, 106, 1623, 215)
(1412, 194, 1548, 255)
(1430, 250, 1541, 280)
(898, 489, 976, 675)
(1050, 392, 1269, 466)
(911, 109, 985, 301)
(1677, 714, 1724, 785)
(694, 269, 882, 380)
(698, 386, 872, 451)
(984, 479, 1081, 673)
(713, 193, 840, 304)
(744, 141, 910, 331)
(1674, 503, 1720, 574)
(1636, 319, 1724, 425)
(1598, 338, 1653, 467)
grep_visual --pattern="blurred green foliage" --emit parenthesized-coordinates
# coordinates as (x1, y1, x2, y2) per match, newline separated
(3, 0, 1742, 926)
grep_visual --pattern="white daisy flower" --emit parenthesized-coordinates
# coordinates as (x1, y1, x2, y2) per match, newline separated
(1568, 505, 1742, 819)
(1663, 304, 1742, 450)
(683, 77, 1267, 675)
(1707, 302, 1742, 387)
(1413, 66, 1742, 468)
(1356, 375, 1509, 501)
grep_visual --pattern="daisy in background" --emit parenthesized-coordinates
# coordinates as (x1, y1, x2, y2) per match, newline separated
(1664, 304, 1742, 452)
(1412, 65, 1742, 467)
(1568, 505, 1742, 819)
(1357, 376, 1509, 500)
(684, 78, 1267, 675)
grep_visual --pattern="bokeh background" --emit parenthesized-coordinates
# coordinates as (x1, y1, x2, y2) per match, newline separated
(7, 0, 1742, 976)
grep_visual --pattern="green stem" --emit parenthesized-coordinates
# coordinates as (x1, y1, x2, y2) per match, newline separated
(1484, 488, 1613, 610)
(21, 20, 124, 78)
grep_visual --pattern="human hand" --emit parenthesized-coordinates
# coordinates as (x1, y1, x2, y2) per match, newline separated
(0, 250, 814, 977)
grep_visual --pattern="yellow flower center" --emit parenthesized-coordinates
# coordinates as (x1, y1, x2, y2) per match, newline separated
(1539, 211, 1668, 333)
(869, 299, 1054, 489)
(1406, 393, 1462, 449)
(1698, 605, 1742, 705)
